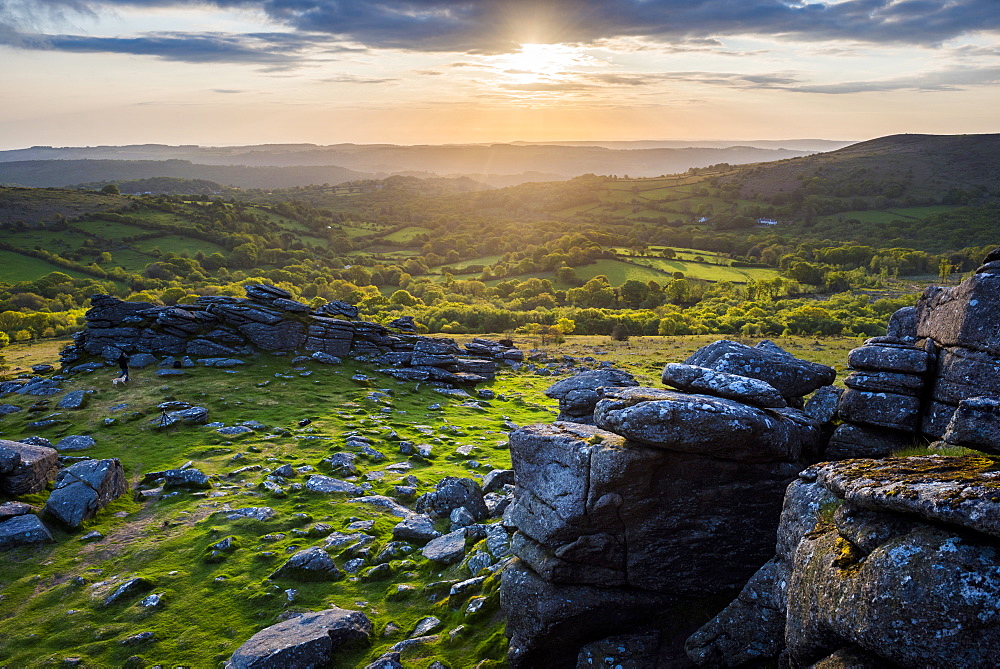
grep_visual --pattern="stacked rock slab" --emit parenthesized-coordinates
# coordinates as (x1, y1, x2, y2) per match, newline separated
(65, 287, 520, 386)
(828, 311, 932, 458)
(689, 455, 1000, 667)
(543, 368, 639, 423)
(916, 253, 1000, 437)
(502, 341, 832, 668)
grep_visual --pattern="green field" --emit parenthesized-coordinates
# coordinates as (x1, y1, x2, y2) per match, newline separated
(820, 205, 960, 225)
(383, 226, 432, 243)
(135, 235, 229, 257)
(70, 219, 150, 241)
(2, 229, 90, 254)
(634, 257, 780, 283)
(107, 249, 158, 272)
(0, 249, 91, 282)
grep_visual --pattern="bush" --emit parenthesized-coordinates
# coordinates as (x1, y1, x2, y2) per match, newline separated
(610, 323, 630, 341)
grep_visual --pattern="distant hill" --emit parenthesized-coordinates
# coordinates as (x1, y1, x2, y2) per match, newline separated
(724, 133, 1000, 202)
(70, 176, 229, 196)
(0, 160, 372, 190)
(0, 187, 127, 225)
(0, 142, 819, 187)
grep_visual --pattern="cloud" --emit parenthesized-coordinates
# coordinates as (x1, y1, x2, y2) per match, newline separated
(7, 0, 1000, 56)
(318, 73, 398, 84)
(792, 65, 1000, 93)
(0, 25, 316, 67)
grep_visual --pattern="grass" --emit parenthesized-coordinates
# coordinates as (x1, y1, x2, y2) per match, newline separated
(2, 229, 91, 255)
(0, 348, 558, 667)
(383, 227, 432, 243)
(0, 332, 870, 665)
(634, 257, 780, 283)
(135, 235, 229, 257)
(69, 220, 150, 241)
(0, 250, 91, 283)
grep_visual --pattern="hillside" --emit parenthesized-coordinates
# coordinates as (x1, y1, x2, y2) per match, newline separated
(0, 160, 372, 190)
(723, 133, 1000, 202)
(0, 143, 816, 188)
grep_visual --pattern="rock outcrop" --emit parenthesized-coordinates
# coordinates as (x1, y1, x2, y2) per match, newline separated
(503, 340, 827, 667)
(544, 368, 638, 423)
(0, 439, 59, 496)
(65, 287, 520, 388)
(688, 455, 1000, 667)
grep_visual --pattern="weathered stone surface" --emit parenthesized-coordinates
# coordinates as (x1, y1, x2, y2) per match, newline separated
(684, 339, 835, 398)
(55, 435, 96, 451)
(229, 607, 372, 669)
(421, 529, 467, 564)
(544, 369, 638, 421)
(244, 283, 292, 302)
(885, 306, 918, 342)
(143, 468, 211, 489)
(0, 439, 58, 496)
(44, 458, 127, 528)
(594, 387, 819, 462)
(922, 400, 957, 439)
(238, 321, 306, 351)
(509, 421, 802, 593)
(392, 514, 441, 544)
(802, 386, 841, 424)
(843, 370, 925, 396)
(825, 423, 914, 460)
(942, 396, 1000, 453)
(916, 271, 1000, 356)
(836, 388, 921, 431)
(0, 444, 21, 474)
(305, 475, 364, 495)
(502, 559, 678, 669)
(270, 547, 341, 581)
(846, 344, 931, 374)
(661, 363, 786, 408)
(0, 501, 35, 521)
(787, 522, 1000, 667)
(414, 477, 488, 520)
(314, 300, 359, 319)
(156, 406, 209, 428)
(57, 390, 90, 410)
(813, 455, 1000, 540)
(931, 345, 1000, 405)
(0, 514, 53, 548)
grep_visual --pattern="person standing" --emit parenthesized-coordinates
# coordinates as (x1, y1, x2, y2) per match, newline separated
(116, 350, 130, 382)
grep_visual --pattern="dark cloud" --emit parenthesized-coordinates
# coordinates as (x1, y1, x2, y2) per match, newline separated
(0, 24, 315, 66)
(7, 0, 1000, 55)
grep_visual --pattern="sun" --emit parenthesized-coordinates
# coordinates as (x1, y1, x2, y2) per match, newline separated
(489, 43, 590, 85)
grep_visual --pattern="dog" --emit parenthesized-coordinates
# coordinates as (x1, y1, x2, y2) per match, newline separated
(112, 376, 128, 386)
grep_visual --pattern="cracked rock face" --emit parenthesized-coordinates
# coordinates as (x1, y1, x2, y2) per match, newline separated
(689, 455, 1000, 668)
(44, 458, 128, 528)
(504, 420, 805, 667)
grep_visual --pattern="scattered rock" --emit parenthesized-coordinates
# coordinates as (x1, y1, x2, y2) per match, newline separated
(0, 514, 54, 548)
(422, 529, 467, 564)
(270, 547, 341, 581)
(54, 435, 96, 452)
(44, 458, 128, 528)
(228, 606, 372, 668)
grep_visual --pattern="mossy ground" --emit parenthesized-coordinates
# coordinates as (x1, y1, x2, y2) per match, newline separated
(0, 333, 863, 666)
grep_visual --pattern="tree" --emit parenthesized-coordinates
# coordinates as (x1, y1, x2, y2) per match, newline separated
(100, 184, 121, 195)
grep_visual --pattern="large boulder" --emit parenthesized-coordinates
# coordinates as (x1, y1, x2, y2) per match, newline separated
(684, 339, 835, 399)
(228, 607, 372, 669)
(594, 387, 820, 462)
(836, 388, 921, 432)
(825, 423, 913, 460)
(689, 455, 1000, 667)
(44, 458, 128, 528)
(0, 440, 58, 496)
(504, 420, 806, 667)
(270, 547, 341, 581)
(544, 369, 639, 423)
(941, 396, 1000, 453)
(414, 477, 488, 520)
(0, 514, 54, 548)
(930, 345, 1000, 405)
(847, 344, 931, 374)
(916, 270, 1000, 356)
(238, 321, 307, 351)
(661, 363, 786, 408)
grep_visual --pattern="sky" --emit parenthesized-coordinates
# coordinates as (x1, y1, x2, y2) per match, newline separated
(0, 0, 998, 148)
